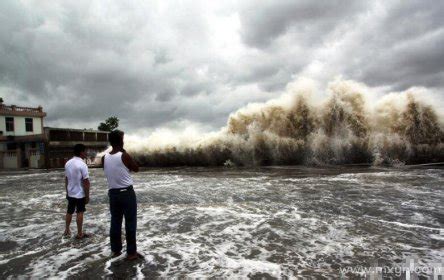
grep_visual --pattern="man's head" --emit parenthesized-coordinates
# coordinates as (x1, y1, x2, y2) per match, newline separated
(73, 144, 87, 159)
(109, 130, 124, 148)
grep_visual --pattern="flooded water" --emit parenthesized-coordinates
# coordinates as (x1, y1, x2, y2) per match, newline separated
(0, 166, 443, 278)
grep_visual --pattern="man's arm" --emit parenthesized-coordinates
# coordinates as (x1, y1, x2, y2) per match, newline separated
(65, 176, 68, 199)
(122, 151, 139, 172)
(81, 164, 90, 204)
(82, 178, 90, 204)
(101, 155, 105, 169)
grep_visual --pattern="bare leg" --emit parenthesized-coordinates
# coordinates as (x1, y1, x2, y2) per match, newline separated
(64, 213, 72, 235)
(76, 212, 84, 238)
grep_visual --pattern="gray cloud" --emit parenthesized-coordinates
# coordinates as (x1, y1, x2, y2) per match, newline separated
(0, 0, 443, 133)
(355, 2, 444, 89)
(239, 0, 366, 48)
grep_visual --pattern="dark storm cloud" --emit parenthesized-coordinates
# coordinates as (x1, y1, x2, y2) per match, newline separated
(238, 0, 444, 92)
(360, 29, 444, 90)
(0, 0, 223, 130)
(155, 89, 176, 102)
(239, 0, 366, 48)
(0, 0, 443, 133)
(180, 81, 214, 97)
(350, 1, 444, 90)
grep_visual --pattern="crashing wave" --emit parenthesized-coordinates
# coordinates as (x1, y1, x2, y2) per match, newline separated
(127, 78, 444, 166)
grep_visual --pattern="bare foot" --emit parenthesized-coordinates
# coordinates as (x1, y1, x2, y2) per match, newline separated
(63, 230, 71, 237)
(75, 233, 91, 239)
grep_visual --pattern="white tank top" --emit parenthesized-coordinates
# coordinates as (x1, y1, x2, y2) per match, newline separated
(104, 152, 134, 189)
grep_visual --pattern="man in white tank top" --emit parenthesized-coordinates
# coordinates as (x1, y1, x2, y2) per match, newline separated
(102, 130, 141, 260)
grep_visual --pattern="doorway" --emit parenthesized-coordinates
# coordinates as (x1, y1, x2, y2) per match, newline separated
(19, 143, 28, 168)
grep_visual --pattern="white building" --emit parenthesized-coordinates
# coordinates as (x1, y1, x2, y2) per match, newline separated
(0, 101, 46, 169)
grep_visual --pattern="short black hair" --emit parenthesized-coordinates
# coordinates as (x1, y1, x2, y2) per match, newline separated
(73, 144, 86, 156)
(109, 130, 124, 147)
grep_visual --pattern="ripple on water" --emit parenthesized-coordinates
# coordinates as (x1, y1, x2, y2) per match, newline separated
(0, 167, 442, 278)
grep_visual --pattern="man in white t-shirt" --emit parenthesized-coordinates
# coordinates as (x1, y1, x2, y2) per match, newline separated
(64, 144, 91, 239)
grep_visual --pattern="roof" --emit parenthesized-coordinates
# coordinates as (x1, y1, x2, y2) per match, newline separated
(44, 127, 109, 133)
(0, 104, 46, 118)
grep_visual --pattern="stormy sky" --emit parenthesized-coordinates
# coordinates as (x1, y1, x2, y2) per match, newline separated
(1, 0, 443, 133)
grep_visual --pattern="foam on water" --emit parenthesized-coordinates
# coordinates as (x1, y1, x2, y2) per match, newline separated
(0, 166, 442, 278)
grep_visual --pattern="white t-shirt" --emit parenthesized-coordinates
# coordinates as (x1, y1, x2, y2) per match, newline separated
(65, 156, 89, 198)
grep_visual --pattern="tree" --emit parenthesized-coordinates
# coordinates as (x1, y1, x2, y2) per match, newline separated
(0, 97, 3, 103)
(98, 116, 119, 131)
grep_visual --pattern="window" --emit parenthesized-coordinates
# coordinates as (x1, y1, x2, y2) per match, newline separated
(7, 143, 17, 150)
(25, 118, 33, 132)
(5, 117, 14, 131)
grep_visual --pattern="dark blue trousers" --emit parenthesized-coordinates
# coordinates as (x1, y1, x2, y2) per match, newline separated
(108, 187, 137, 255)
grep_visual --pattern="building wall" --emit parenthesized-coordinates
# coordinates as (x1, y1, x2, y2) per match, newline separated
(0, 116, 43, 136)
(0, 144, 44, 169)
(29, 150, 41, 168)
(2, 151, 19, 168)
(44, 127, 109, 168)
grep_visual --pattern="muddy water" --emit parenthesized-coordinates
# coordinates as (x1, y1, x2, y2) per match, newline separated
(0, 166, 442, 278)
